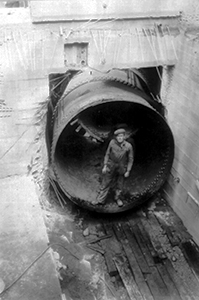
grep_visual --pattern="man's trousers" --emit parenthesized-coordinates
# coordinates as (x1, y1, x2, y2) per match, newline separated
(97, 161, 126, 203)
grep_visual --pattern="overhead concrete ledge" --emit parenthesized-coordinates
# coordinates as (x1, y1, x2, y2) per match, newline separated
(30, 0, 181, 23)
(0, 175, 62, 300)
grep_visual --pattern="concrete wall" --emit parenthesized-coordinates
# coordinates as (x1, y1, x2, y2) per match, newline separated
(30, 0, 181, 22)
(161, 1, 199, 245)
(0, 8, 59, 178)
(0, 10, 49, 177)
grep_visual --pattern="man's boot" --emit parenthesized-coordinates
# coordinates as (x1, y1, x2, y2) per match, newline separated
(96, 188, 108, 205)
(115, 190, 123, 207)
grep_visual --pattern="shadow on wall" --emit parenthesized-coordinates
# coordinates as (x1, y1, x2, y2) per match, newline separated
(4, 0, 28, 7)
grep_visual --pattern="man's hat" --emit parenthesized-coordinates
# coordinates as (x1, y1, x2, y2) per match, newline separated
(114, 128, 126, 136)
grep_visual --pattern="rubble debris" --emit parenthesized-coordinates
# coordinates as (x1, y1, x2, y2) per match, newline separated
(83, 227, 90, 236)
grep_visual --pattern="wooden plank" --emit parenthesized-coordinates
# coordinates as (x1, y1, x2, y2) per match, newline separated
(101, 244, 118, 277)
(138, 196, 197, 300)
(114, 255, 144, 300)
(113, 223, 154, 300)
(147, 211, 187, 264)
(122, 222, 151, 274)
(140, 216, 166, 260)
(163, 259, 194, 300)
(129, 222, 155, 266)
(100, 223, 118, 277)
(134, 214, 179, 300)
(103, 222, 123, 256)
(145, 266, 170, 300)
(156, 263, 182, 300)
(98, 273, 121, 300)
(136, 221, 158, 259)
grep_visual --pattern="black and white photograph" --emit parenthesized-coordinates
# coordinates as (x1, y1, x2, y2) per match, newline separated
(1, 1, 199, 299)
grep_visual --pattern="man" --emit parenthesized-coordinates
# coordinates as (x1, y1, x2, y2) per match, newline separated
(97, 128, 134, 206)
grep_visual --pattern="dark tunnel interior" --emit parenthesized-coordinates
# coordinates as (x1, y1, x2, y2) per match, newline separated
(54, 100, 173, 212)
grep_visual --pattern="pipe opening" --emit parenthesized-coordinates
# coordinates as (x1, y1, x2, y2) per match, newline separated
(54, 100, 173, 212)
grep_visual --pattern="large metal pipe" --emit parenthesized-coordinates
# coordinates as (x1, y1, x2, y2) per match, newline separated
(47, 69, 174, 213)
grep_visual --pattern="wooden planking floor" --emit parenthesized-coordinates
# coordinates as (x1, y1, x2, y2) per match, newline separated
(85, 195, 199, 300)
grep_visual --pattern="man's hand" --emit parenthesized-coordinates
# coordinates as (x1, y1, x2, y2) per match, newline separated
(124, 171, 130, 178)
(102, 165, 108, 174)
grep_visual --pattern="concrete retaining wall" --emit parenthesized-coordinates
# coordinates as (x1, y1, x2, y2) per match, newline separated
(162, 28, 199, 245)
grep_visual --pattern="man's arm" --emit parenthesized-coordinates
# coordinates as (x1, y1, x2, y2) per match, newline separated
(125, 144, 134, 177)
(102, 140, 112, 174)
(104, 140, 113, 166)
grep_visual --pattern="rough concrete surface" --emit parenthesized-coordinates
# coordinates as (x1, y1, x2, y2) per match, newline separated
(0, 175, 62, 300)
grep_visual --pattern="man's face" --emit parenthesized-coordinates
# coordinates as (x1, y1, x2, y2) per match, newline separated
(116, 133, 125, 144)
